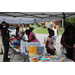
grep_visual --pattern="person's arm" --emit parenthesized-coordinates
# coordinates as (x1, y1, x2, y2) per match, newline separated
(54, 47, 56, 51)
(57, 29, 59, 36)
(29, 35, 35, 41)
(45, 41, 55, 53)
(6, 36, 13, 45)
(60, 34, 69, 49)
(0, 30, 1, 35)
(19, 32, 25, 39)
(16, 35, 19, 39)
(24, 33, 35, 42)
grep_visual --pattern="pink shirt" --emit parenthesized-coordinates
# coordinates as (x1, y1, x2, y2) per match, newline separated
(46, 36, 54, 49)
(29, 32, 39, 42)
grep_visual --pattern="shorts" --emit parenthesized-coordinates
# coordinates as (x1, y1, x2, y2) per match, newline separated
(53, 36, 57, 39)
(47, 49, 55, 55)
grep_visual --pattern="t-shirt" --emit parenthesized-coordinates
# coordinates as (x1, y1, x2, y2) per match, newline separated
(29, 32, 39, 42)
(46, 36, 54, 49)
(18, 30, 25, 40)
(6, 28, 9, 37)
(0, 25, 3, 30)
(53, 28, 57, 36)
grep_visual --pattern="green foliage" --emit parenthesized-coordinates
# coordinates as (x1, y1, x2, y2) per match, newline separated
(65, 18, 75, 25)
(38, 25, 40, 27)
(31, 23, 34, 25)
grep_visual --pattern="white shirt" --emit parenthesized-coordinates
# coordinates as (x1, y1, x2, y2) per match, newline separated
(18, 30, 26, 40)
(53, 28, 57, 36)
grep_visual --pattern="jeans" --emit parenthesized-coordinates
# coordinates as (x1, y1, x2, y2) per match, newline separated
(3, 42, 9, 61)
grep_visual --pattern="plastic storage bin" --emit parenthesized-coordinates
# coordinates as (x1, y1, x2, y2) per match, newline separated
(37, 47, 44, 54)
(13, 38, 17, 47)
(13, 38, 17, 42)
(29, 46, 37, 54)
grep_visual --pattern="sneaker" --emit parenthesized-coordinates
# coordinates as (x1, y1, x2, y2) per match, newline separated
(3, 60, 10, 62)
(0, 53, 3, 54)
(7, 58, 10, 61)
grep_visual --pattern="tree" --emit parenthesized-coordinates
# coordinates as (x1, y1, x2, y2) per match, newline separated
(53, 20, 62, 31)
(65, 18, 75, 26)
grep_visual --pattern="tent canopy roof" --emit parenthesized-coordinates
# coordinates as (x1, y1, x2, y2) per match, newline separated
(0, 12, 75, 19)
(0, 16, 61, 24)
(0, 12, 75, 24)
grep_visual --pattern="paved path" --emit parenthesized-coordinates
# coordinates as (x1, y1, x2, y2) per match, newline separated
(0, 34, 62, 62)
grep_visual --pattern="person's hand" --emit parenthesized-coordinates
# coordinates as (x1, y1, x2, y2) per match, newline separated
(66, 45, 70, 49)
(54, 48, 56, 51)
(10, 42, 13, 45)
(51, 49, 55, 53)
(22, 32, 25, 35)
(0, 33, 1, 36)
(23, 40, 27, 42)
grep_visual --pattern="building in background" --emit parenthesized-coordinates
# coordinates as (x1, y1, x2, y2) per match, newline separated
(39, 21, 55, 29)
(10, 24, 30, 28)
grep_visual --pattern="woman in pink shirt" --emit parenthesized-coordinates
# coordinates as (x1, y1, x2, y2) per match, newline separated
(25, 29, 39, 42)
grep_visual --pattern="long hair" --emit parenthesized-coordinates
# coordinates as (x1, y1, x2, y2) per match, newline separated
(63, 25, 75, 36)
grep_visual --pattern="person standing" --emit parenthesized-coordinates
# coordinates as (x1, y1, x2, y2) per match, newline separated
(1, 21, 8, 61)
(1, 21, 12, 62)
(61, 25, 75, 61)
(52, 26, 58, 45)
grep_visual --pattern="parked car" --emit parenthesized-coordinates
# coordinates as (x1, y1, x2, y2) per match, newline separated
(8, 26, 16, 36)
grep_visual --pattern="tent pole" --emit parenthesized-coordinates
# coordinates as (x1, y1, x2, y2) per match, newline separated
(34, 19, 36, 35)
(62, 19, 64, 34)
(61, 13, 65, 55)
(23, 23, 24, 31)
(61, 19, 64, 55)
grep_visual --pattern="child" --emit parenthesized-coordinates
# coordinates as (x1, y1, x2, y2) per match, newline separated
(45, 28, 56, 55)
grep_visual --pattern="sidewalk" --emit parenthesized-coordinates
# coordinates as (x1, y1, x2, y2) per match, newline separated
(0, 34, 62, 62)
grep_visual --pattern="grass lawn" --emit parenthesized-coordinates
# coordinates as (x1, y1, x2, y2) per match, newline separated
(20, 25, 64, 35)
(58, 29, 64, 35)
(33, 28, 49, 34)
(33, 28, 64, 35)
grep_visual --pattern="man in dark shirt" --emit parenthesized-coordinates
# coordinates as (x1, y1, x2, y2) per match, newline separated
(5, 23, 13, 61)
(1, 21, 11, 62)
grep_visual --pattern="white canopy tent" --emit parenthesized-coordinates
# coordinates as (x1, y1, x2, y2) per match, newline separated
(0, 12, 75, 19)
(0, 12, 75, 36)
(0, 12, 75, 29)
(0, 12, 75, 55)
(0, 16, 61, 24)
